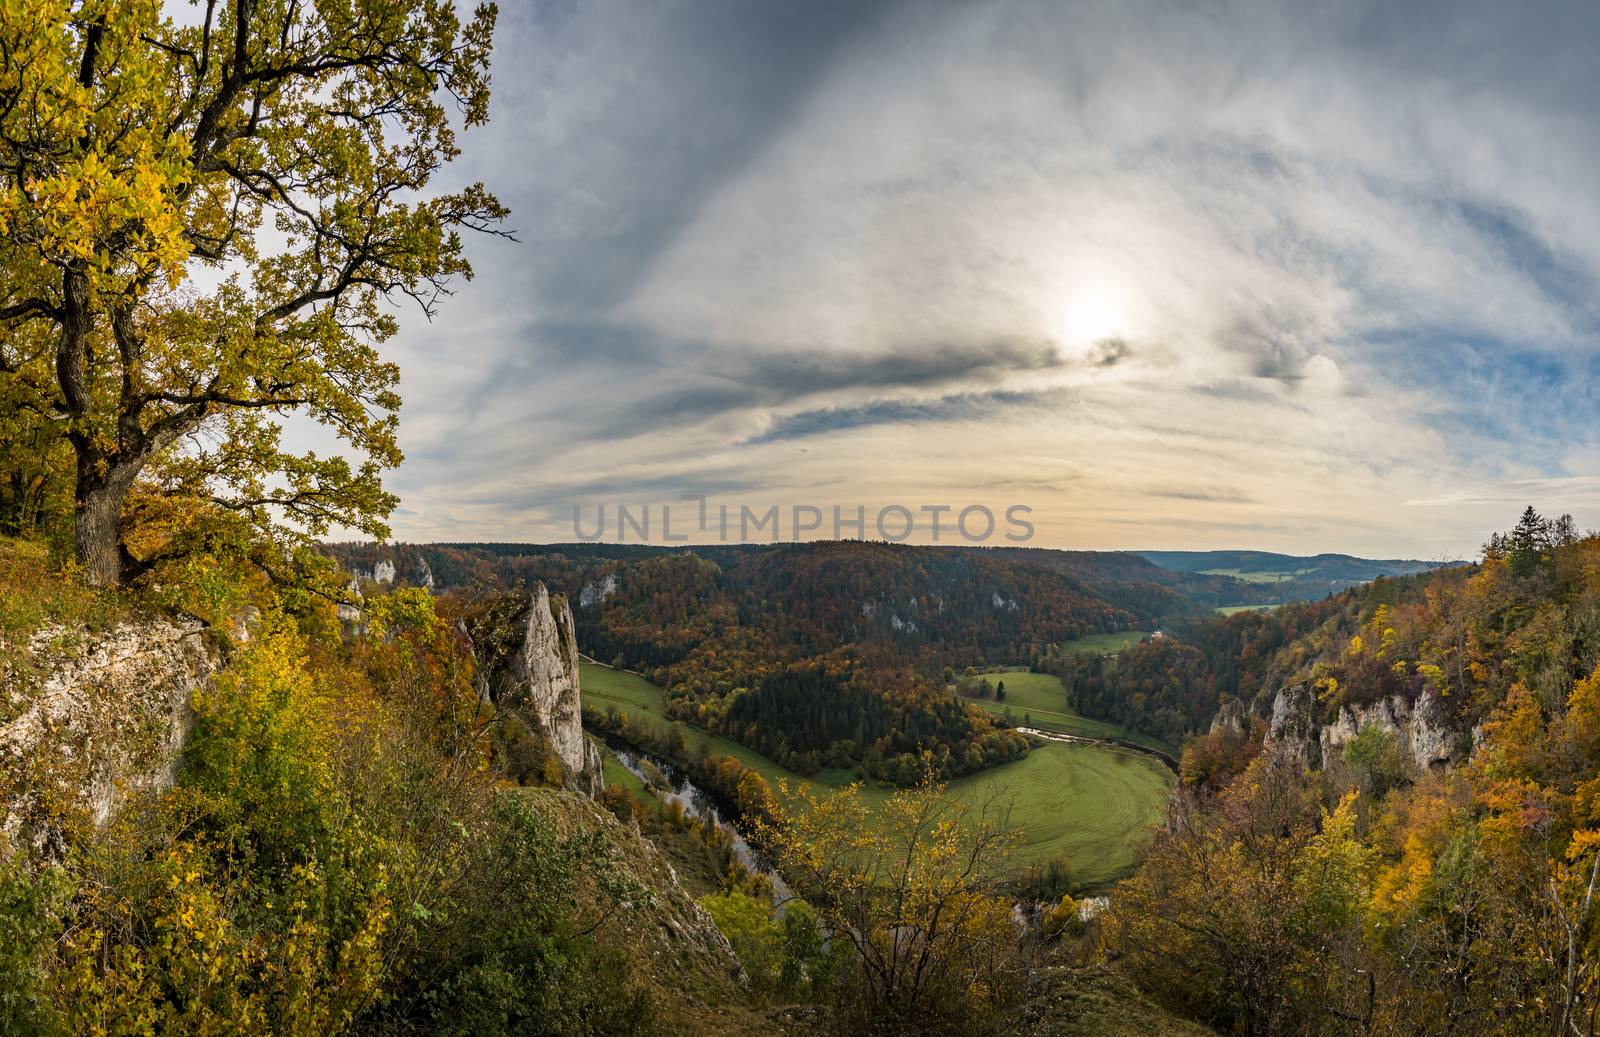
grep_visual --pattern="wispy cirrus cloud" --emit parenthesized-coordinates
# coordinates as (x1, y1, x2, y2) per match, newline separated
(366, 0, 1600, 557)
(1407, 477, 1600, 510)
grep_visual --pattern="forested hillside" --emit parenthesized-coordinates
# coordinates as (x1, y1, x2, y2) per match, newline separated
(323, 540, 1253, 781)
(1037, 599, 1341, 749)
(1098, 509, 1600, 1035)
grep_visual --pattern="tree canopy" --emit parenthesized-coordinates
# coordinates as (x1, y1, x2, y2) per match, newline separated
(0, 0, 504, 584)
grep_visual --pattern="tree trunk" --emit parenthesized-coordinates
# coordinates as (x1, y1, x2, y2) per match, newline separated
(73, 459, 139, 588)
(74, 480, 124, 587)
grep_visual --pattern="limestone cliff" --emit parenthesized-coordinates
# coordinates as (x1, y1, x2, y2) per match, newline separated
(1266, 682, 1466, 772)
(1208, 699, 1250, 737)
(1, 616, 214, 859)
(466, 584, 604, 796)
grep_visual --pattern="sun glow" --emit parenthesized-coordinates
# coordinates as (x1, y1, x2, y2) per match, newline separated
(1056, 270, 1135, 350)
(1064, 294, 1122, 344)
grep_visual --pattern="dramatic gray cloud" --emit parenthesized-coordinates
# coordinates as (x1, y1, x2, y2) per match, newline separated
(370, 0, 1600, 556)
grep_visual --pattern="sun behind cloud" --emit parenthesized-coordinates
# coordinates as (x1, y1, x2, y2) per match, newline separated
(1056, 269, 1137, 357)
(1063, 294, 1122, 346)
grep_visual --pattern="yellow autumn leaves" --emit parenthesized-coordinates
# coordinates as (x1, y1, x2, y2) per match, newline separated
(0, 0, 193, 292)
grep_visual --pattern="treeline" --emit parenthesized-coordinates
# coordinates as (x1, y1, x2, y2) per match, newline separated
(1042, 637, 1216, 748)
(723, 664, 1030, 782)
(321, 539, 1229, 666)
(984, 545, 1280, 611)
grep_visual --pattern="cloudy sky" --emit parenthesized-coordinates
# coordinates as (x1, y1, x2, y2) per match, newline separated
(373, 0, 1600, 558)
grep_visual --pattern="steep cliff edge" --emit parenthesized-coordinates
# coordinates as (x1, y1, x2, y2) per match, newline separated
(1266, 682, 1468, 772)
(465, 583, 604, 796)
(1, 615, 214, 858)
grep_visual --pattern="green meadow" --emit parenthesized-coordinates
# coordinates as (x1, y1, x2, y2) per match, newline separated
(1059, 630, 1152, 655)
(1215, 603, 1283, 615)
(961, 669, 1176, 755)
(1199, 567, 1305, 584)
(581, 662, 1174, 886)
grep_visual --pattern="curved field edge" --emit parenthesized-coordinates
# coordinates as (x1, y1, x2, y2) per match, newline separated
(580, 662, 1173, 887)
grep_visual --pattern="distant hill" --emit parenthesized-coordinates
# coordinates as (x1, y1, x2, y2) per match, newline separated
(1135, 549, 1463, 602)
(326, 540, 1236, 661)
(321, 539, 1277, 782)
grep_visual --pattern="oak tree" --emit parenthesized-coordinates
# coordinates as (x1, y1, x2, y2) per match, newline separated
(0, 0, 504, 584)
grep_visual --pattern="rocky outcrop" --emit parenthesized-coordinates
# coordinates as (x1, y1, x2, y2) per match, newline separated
(1406, 689, 1462, 769)
(1267, 683, 1466, 772)
(1, 617, 214, 859)
(1209, 699, 1249, 737)
(577, 573, 616, 608)
(467, 584, 604, 796)
(1267, 684, 1321, 768)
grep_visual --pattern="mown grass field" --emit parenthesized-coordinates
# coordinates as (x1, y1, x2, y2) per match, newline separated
(599, 744, 653, 799)
(581, 662, 1174, 886)
(1215, 603, 1282, 615)
(1199, 567, 1302, 584)
(1059, 630, 1152, 655)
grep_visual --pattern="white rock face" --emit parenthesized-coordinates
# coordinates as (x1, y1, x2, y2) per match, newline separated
(1318, 694, 1409, 764)
(577, 573, 617, 608)
(372, 559, 396, 584)
(1, 618, 214, 858)
(1267, 683, 1320, 767)
(1408, 689, 1460, 770)
(1268, 683, 1464, 772)
(1209, 699, 1249, 737)
(338, 576, 365, 626)
(470, 584, 603, 796)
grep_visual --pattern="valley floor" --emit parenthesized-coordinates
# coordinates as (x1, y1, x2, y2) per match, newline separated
(580, 662, 1174, 887)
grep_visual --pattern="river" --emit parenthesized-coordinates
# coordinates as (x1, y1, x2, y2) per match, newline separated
(609, 745, 792, 901)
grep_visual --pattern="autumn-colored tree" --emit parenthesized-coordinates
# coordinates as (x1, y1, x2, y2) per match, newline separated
(0, 0, 504, 585)
(0, 322, 72, 539)
(1109, 516, 1600, 1036)
(1108, 754, 1376, 1036)
(755, 766, 1023, 1035)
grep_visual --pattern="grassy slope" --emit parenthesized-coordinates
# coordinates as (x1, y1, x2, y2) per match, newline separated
(1058, 630, 1153, 654)
(521, 787, 791, 1036)
(1020, 966, 1217, 1037)
(0, 536, 128, 638)
(1215, 603, 1282, 616)
(599, 743, 652, 799)
(582, 663, 1173, 887)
